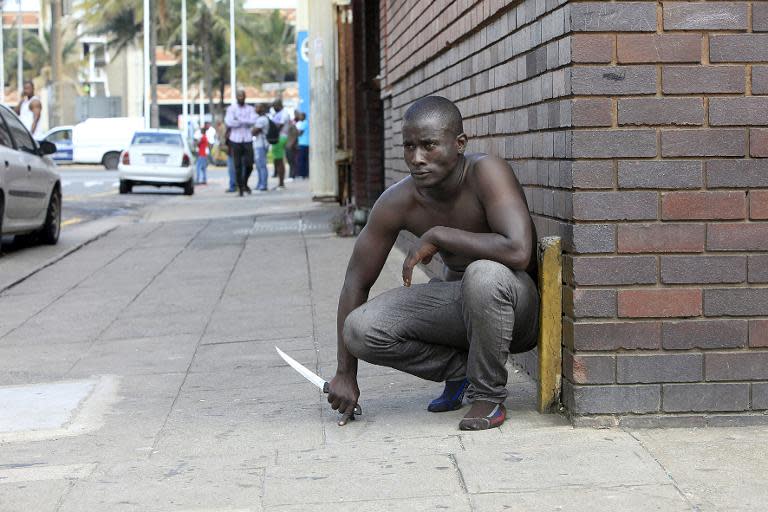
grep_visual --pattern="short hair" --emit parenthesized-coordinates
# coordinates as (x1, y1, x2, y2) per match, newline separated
(403, 96, 463, 136)
(23, 80, 34, 87)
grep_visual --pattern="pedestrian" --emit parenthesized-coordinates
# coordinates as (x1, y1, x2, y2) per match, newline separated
(16, 80, 43, 139)
(295, 112, 310, 179)
(269, 99, 290, 189)
(196, 123, 210, 185)
(285, 111, 300, 181)
(251, 103, 270, 192)
(327, 96, 539, 430)
(225, 89, 258, 196)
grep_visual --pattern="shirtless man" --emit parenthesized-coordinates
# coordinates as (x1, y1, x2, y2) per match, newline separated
(16, 81, 42, 139)
(328, 96, 539, 431)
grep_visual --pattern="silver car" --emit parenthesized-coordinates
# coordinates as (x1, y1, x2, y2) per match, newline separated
(118, 129, 194, 195)
(0, 105, 61, 253)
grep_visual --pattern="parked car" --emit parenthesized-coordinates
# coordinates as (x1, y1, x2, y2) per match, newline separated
(39, 125, 73, 162)
(0, 105, 61, 252)
(41, 117, 144, 169)
(118, 129, 194, 195)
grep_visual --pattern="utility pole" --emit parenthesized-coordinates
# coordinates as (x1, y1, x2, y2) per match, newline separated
(149, 1, 159, 128)
(143, 0, 150, 128)
(50, 0, 63, 127)
(229, 0, 235, 103)
(16, 0, 22, 98)
(181, 0, 188, 142)
(0, 1, 5, 104)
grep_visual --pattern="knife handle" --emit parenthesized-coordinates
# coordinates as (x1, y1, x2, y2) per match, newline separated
(323, 382, 363, 416)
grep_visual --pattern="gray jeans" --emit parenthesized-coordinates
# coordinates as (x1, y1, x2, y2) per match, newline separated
(343, 260, 540, 404)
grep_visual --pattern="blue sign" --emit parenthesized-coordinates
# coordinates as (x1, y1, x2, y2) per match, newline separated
(297, 30, 310, 119)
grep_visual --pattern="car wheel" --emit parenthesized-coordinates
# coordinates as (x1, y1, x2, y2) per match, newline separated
(119, 180, 132, 194)
(40, 188, 61, 245)
(183, 179, 194, 196)
(103, 152, 120, 170)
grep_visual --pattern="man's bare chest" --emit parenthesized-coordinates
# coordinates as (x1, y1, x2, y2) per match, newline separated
(405, 191, 490, 237)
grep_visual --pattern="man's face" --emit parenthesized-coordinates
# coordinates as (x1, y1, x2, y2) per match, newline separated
(236, 91, 246, 105)
(256, 104, 266, 115)
(273, 101, 282, 112)
(23, 82, 33, 98)
(402, 116, 465, 188)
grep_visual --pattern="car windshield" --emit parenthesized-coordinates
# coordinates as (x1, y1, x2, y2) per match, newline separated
(131, 132, 183, 146)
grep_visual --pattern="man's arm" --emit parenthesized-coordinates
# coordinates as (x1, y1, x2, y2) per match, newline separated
(224, 106, 240, 128)
(328, 191, 403, 424)
(29, 98, 42, 134)
(402, 157, 533, 284)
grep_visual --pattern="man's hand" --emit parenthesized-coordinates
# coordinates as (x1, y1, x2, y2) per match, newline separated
(402, 233, 439, 287)
(327, 372, 360, 426)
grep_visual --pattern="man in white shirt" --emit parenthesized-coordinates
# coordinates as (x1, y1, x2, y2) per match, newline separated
(251, 103, 270, 192)
(269, 99, 290, 189)
(16, 81, 42, 139)
(225, 89, 258, 196)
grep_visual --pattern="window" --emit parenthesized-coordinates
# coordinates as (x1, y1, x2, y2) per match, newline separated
(46, 129, 72, 143)
(131, 132, 183, 146)
(0, 108, 36, 153)
(0, 117, 13, 148)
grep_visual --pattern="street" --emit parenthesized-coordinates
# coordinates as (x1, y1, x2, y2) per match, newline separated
(1, 175, 767, 511)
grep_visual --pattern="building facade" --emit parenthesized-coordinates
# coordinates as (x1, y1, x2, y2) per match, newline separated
(359, 0, 768, 424)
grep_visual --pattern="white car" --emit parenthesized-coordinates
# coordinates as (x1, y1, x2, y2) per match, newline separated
(118, 129, 194, 195)
(0, 105, 61, 252)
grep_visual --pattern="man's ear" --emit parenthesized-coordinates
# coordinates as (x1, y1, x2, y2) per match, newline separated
(456, 132, 468, 154)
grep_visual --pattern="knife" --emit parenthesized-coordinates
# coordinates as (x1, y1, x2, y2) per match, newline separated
(275, 346, 362, 423)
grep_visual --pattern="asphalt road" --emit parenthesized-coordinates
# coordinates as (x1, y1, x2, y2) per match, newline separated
(59, 164, 230, 227)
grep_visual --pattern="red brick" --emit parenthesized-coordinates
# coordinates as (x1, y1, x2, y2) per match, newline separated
(662, 65, 745, 94)
(571, 66, 657, 96)
(707, 160, 768, 188)
(708, 223, 768, 251)
(572, 130, 657, 159)
(570, 2, 657, 33)
(749, 320, 768, 347)
(572, 98, 612, 127)
(663, 383, 749, 413)
(661, 130, 745, 158)
(750, 129, 768, 158)
(662, 191, 746, 220)
(750, 190, 768, 220)
(618, 289, 702, 318)
(617, 223, 705, 253)
(572, 34, 613, 63)
(570, 288, 617, 318)
(572, 161, 614, 189)
(618, 161, 702, 189)
(563, 350, 615, 384)
(617, 34, 701, 63)
(664, 2, 748, 30)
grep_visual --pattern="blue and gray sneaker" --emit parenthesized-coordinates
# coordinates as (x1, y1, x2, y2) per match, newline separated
(428, 378, 469, 412)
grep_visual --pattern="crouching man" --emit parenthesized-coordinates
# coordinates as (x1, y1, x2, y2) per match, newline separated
(328, 96, 539, 430)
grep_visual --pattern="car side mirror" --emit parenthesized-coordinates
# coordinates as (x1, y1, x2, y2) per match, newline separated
(39, 140, 57, 155)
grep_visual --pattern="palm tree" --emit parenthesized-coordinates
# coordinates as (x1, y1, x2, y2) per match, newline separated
(78, 0, 169, 127)
(2, 22, 80, 90)
(239, 10, 296, 86)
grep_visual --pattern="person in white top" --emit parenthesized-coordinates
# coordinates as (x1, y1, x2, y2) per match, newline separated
(16, 81, 43, 139)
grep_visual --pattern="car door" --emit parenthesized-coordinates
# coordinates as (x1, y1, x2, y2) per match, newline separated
(44, 128, 73, 162)
(0, 114, 25, 224)
(0, 108, 48, 220)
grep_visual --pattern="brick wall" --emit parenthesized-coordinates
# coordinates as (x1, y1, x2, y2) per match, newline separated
(378, 0, 768, 423)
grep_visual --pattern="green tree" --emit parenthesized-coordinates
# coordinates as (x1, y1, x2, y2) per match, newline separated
(239, 9, 296, 86)
(78, 0, 169, 127)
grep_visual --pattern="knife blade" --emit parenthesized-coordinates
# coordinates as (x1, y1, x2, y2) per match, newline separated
(275, 346, 362, 418)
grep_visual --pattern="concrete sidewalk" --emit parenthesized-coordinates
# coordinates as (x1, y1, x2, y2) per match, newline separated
(0, 179, 766, 511)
